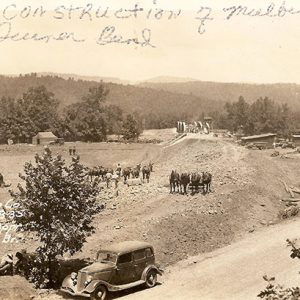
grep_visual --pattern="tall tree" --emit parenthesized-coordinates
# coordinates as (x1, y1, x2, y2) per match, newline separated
(104, 104, 123, 135)
(65, 86, 109, 142)
(122, 114, 142, 140)
(11, 149, 102, 287)
(21, 86, 60, 132)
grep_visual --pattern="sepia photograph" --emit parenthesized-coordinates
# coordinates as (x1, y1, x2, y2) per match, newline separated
(1, 0, 300, 299)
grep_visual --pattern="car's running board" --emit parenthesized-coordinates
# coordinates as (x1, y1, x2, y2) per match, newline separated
(108, 280, 145, 292)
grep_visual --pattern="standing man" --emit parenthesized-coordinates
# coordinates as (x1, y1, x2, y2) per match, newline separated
(112, 173, 119, 189)
(116, 163, 122, 178)
(105, 171, 113, 188)
(68, 144, 72, 156)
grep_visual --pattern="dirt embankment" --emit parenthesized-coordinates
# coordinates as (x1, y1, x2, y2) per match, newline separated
(79, 135, 297, 267)
(0, 133, 299, 299)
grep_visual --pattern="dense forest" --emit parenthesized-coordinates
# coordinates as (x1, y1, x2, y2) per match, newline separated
(0, 73, 299, 143)
(0, 85, 142, 143)
(0, 74, 221, 129)
(213, 96, 293, 136)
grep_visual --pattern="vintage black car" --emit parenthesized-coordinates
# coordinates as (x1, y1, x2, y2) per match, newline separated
(61, 241, 163, 300)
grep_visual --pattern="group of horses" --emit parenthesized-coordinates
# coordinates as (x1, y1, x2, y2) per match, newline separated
(88, 162, 154, 183)
(88, 166, 114, 181)
(122, 162, 154, 183)
(169, 170, 212, 195)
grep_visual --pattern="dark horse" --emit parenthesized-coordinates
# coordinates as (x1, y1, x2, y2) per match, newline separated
(201, 172, 212, 194)
(149, 162, 154, 172)
(180, 172, 190, 194)
(131, 164, 141, 178)
(169, 170, 180, 193)
(142, 165, 151, 183)
(88, 166, 104, 181)
(190, 172, 202, 194)
(123, 167, 132, 183)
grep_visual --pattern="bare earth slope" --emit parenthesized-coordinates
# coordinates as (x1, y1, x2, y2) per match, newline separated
(121, 218, 300, 300)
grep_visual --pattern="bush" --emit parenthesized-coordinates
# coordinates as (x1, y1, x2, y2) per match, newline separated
(258, 240, 300, 299)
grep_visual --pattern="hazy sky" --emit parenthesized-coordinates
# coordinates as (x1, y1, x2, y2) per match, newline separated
(1, 0, 300, 83)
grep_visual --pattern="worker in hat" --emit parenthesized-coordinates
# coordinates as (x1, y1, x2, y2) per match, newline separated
(14, 250, 29, 278)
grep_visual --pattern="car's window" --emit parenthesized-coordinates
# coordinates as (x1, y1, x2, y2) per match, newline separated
(145, 248, 154, 257)
(133, 249, 146, 261)
(118, 253, 132, 264)
(97, 251, 117, 263)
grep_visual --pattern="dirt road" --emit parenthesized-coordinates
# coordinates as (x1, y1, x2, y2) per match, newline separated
(120, 218, 300, 300)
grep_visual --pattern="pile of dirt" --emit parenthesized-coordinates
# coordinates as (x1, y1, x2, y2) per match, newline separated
(79, 135, 294, 267)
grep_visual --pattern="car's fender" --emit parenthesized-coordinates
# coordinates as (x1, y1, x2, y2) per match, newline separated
(85, 280, 110, 293)
(141, 265, 163, 281)
(61, 275, 73, 289)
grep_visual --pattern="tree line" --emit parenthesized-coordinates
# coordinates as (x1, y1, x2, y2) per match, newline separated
(212, 96, 295, 136)
(0, 85, 143, 144)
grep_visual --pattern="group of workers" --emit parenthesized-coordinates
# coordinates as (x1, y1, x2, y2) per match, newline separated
(68, 145, 77, 156)
(0, 250, 29, 277)
(105, 163, 122, 189)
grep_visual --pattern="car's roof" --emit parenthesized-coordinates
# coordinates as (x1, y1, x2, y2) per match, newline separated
(100, 241, 153, 254)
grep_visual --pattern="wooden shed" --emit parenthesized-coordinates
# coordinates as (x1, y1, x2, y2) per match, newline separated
(292, 135, 300, 147)
(241, 133, 276, 148)
(32, 132, 58, 145)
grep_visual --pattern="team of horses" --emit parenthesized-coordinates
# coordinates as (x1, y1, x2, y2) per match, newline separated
(88, 162, 154, 183)
(169, 170, 212, 195)
(122, 163, 153, 183)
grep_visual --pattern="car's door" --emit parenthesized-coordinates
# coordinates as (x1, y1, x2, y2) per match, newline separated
(132, 249, 148, 280)
(115, 252, 135, 285)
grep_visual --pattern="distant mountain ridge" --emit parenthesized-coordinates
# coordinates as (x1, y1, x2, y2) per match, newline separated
(2, 72, 131, 85)
(139, 80, 300, 109)
(139, 76, 199, 83)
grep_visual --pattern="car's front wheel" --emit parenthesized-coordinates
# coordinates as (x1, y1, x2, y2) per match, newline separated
(91, 285, 109, 300)
(145, 270, 157, 288)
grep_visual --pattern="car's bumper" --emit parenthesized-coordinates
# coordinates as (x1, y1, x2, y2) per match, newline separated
(60, 286, 91, 298)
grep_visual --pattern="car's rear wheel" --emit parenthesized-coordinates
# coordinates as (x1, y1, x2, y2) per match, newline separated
(91, 285, 109, 300)
(145, 270, 157, 288)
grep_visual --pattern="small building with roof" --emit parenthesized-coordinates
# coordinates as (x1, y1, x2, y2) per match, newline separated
(292, 135, 300, 147)
(241, 133, 277, 148)
(32, 132, 58, 145)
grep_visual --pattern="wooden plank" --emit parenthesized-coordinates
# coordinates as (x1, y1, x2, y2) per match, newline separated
(292, 188, 300, 194)
(281, 198, 300, 202)
(281, 180, 294, 198)
(281, 180, 290, 193)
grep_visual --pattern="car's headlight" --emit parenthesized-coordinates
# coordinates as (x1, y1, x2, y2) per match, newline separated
(84, 275, 93, 287)
(70, 272, 78, 286)
(71, 272, 77, 280)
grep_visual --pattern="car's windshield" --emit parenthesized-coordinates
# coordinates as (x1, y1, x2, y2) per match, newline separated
(96, 251, 117, 264)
